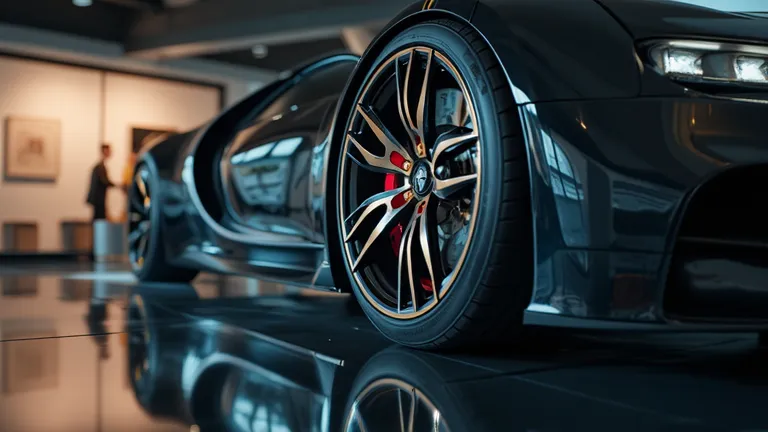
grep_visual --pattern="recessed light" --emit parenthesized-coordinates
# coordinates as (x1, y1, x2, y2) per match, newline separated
(73, 0, 92, 7)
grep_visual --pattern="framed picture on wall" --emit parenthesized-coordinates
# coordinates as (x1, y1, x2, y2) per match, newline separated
(130, 126, 176, 153)
(3, 116, 61, 182)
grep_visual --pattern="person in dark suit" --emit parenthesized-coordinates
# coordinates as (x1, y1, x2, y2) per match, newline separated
(86, 143, 116, 222)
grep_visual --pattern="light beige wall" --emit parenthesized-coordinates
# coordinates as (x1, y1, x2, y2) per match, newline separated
(0, 58, 221, 252)
(102, 72, 219, 220)
(0, 58, 102, 252)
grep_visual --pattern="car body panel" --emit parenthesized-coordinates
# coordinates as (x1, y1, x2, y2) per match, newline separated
(140, 55, 359, 287)
(472, 0, 642, 102)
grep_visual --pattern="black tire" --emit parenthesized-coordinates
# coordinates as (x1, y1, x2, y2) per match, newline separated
(336, 19, 533, 349)
(129, 161, 198, 283)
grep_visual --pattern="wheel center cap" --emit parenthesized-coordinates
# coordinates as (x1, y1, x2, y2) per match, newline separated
(411, 161, 433, 197)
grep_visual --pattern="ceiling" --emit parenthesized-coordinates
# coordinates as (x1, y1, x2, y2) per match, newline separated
(199, 38, 349, 72)
(0, 0, 365, 72)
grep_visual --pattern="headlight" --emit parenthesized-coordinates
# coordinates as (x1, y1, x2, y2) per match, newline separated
(645, 40, 768, 86)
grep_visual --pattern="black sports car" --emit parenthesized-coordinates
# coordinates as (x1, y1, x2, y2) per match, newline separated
(128, 0, 768, 349)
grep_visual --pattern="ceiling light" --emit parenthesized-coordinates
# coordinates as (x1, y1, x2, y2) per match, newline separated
(73, 0, 92, 6)
(251, 45, 268, 59)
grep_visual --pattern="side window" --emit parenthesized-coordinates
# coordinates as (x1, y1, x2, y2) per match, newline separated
(256, 60, 357, 122)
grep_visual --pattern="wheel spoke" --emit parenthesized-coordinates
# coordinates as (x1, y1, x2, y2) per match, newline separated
(397, 390, 406, 432)
(407, 389, 416, 432)
(396, 50, 419, 151)
(130, 196, 147, 215)
(355, 105, 413, 170)
(415, 49, 434, 146)
(397, 212, 418, 313)
(432, 127, 478, 162)
(135, 171, 147, 199)
(347, 134, 410, 176)
(134, 170, 152, 211)
(434, 173, 477, 199)
(345, 185, 414, 272)
(355, 410, 370, 432)
(128, 221, 150, 246)
(345, 186, 409, 240)
(136, 231, 148, 260)
(417, 199, 443, 300)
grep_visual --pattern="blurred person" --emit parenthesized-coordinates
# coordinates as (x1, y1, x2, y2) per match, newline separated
(86, 143, 117, 222)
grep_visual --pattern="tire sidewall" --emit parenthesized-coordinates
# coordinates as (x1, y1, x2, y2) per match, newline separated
(336, 21, 507, 347)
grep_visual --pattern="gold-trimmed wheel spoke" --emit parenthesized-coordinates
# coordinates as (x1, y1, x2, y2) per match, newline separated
(396, 49, 419, 149)
(432, 127, 478, 162)
(415, 49, 434, 146)
(135, 171, 147, 198)
(132, 170, 151, 213)
(397, 198, 443, 311)
(136, 231, 148, 261)
(345, 185, 410, 241)
(397, 212, 419, 313)
(129, 166, 153, 269)
(347, 133, 410, 175)
(417, 199, 443, 301)
(354, 105, 413, 172)
(345, 185, 415, 272)
(434, 173, 477, 199)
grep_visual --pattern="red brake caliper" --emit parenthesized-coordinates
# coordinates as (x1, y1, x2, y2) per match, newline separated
(385, 173, 404, 256)
(386, 173, 433, 293)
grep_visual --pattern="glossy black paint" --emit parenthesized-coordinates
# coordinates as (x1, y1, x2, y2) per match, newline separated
(221, 61, 355, 243)
(474, 0, 642, 102)
(597, 0, 768, 42)
(139, 0, 768, 329)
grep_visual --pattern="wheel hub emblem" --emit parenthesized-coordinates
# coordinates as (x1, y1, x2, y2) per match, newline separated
(412, 162, 432, 196)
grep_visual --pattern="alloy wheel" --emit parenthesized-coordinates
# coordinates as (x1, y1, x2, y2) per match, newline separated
(339, 46, 481, 319)
(129, 166, 152, 269)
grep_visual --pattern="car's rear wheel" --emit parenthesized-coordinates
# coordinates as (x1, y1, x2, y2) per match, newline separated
(129, 162, 198, 283)
(336, 19, 533, 349)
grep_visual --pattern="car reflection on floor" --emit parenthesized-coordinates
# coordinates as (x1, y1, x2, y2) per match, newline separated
(125, 278, 768, 432)
(0, 266, 766, 431)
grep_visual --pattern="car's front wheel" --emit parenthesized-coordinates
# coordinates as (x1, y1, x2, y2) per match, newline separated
(335, 19, 533, 349)
(128, 162, 198, 283)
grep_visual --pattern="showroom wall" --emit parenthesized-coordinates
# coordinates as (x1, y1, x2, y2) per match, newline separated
(102, 72, 220, 223)
(0, 55, 221, 253)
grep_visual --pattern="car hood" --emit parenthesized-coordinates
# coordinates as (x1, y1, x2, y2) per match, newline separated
(596, 0, 768, 42)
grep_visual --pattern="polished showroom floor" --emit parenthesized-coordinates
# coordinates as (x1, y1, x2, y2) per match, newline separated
(0, 261, 766, 431)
